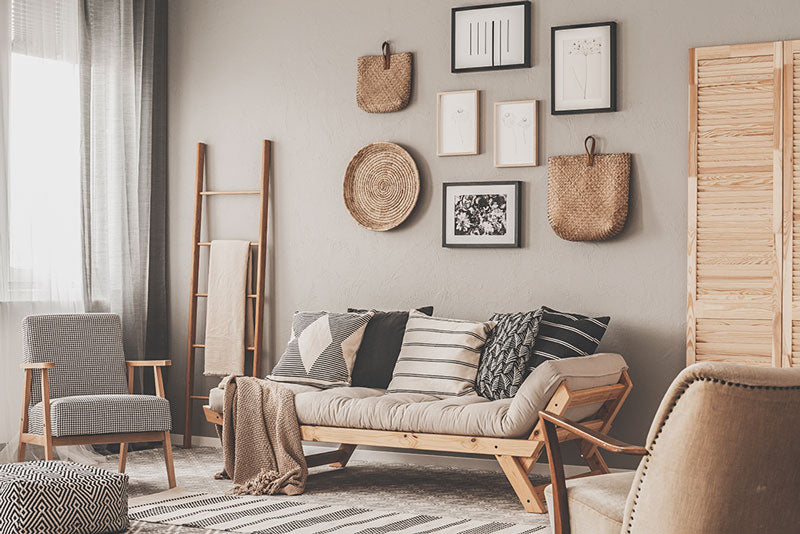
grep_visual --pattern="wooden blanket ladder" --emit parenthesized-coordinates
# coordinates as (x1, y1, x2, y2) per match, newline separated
(183, 140, 271, 448)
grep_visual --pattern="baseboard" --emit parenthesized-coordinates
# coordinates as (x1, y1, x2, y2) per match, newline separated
(171, 433, 615, 477)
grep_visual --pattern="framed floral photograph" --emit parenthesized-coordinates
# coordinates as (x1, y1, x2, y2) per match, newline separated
(551, 21, 616, 114)
(437, 90, 479, 156)
(494, 99, 538, 167)
(442, 181, 521, 248)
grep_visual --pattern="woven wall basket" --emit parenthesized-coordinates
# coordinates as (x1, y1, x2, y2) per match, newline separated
(547, 136, 631, 242)
(357, 42, 412, 113)
(343, 142, 420, 231)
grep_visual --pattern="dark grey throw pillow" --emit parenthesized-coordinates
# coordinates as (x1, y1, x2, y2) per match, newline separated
(530, 306, 610, 368)
(348, 307, 433, 389)
(476, 310, 542, 400)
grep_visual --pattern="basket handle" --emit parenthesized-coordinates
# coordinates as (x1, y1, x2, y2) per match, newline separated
(382, 41, 391, 70)
(584, 135, 596, 166)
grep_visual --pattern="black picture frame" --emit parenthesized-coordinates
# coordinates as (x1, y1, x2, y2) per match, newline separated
(442, 181, 522, 248)
(451, 1, 531, 74)
(550, 21, 617, 115)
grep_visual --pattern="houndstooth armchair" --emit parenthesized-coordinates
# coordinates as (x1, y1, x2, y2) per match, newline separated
(18, 313, 176, 488)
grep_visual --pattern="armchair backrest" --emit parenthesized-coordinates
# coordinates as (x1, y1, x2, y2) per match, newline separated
(622, 362, 800, 533)
(22, 314, 128, 404)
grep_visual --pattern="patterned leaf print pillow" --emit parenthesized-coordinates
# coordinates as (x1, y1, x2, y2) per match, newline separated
(475, 310, 543, 400)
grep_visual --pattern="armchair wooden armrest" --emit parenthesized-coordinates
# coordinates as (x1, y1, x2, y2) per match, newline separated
(539, 411, 647, 455)
(124, 360, 171, 397)
(125, 360, 171, 367)
(20, 362, 55, 370)
(540, 410, 647, 534)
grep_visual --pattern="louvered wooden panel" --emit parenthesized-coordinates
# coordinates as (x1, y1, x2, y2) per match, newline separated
(785, 41, 800, 368)
(696, 319, 773, 366)
(688, 42, 783, 367)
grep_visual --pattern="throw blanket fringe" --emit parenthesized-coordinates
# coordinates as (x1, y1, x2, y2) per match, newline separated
(218, 376, 307, 495)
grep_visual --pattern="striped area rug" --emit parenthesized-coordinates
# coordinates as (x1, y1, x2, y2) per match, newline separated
(130, 489, 547, 533)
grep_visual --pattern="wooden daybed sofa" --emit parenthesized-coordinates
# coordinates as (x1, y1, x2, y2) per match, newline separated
(203, 352, 631, 514)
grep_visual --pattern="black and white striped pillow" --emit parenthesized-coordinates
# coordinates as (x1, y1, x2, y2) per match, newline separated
(530, 307, 609, 368)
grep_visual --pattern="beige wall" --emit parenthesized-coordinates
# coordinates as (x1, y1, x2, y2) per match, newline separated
(165, 0, 800, 461)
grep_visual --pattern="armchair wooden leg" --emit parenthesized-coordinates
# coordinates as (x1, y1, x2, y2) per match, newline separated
(118, 443, 129, 472)
(162, 432, 176, 488)
(17, 441, 26, 462)
(496, 455, 547, 513)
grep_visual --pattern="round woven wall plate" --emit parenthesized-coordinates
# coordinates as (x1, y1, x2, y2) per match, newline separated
(343, 142, 420, 231)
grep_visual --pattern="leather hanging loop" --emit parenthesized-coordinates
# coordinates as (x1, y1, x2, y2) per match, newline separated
(382, 41, 391, 70)
(584, 135, 597, 166)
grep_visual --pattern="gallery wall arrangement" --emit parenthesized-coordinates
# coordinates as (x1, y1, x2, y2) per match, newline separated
(343, 0, 628, 251)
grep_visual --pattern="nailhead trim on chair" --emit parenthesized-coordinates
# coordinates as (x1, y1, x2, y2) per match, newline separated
(624, 377, 800, 533)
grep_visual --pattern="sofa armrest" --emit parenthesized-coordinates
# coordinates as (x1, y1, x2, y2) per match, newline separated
(506, 353, 628, 434)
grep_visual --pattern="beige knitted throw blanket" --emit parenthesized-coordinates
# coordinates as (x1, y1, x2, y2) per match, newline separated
(218, 376, 307, 495)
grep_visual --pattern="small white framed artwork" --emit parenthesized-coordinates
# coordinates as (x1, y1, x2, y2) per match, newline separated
(494, 100, 538, 167)
(437, 90, 479, 156)
(551, 21, 616, 114)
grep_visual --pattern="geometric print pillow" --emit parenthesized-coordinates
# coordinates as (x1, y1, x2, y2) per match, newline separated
(529, 306, 610, 369)
(475, 309, 543, 400)
(267, 311, 373, 388)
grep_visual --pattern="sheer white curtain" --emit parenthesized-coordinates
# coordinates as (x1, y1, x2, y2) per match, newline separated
(0, 0, 97, 463)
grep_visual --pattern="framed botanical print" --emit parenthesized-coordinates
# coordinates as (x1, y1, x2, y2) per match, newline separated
(442, 181, 521, 248)
(437, 90, 479, 156)
(551, 21, 616, 114)
(451, 1, 531, 73)
(494, 99, 538, 167)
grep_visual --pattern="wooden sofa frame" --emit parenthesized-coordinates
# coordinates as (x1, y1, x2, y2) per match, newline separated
(203, 370, 632, 513)
(19, 360, 177, 489)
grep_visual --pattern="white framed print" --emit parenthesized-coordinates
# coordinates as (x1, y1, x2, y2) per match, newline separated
(451, 1, 531, 73)
(551, 21, 616, 114)
(442, 181, 521, 248)
(437, 90, 479, 156)
(494, 99, 538, 167)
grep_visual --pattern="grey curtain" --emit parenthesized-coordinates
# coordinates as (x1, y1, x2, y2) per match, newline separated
(79, 0, 167, 367)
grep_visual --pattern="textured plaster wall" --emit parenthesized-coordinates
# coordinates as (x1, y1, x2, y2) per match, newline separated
(165, 0, 800, 462)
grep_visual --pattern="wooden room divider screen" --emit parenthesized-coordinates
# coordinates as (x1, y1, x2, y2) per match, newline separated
(687, 40, 800, 368)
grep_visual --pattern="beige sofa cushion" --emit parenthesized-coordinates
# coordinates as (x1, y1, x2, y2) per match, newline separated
(545, 472, 634, 534)
(209, 353, 627, 438)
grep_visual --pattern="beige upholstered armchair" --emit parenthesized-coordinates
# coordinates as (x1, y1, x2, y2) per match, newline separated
(541, 362, 800, 534)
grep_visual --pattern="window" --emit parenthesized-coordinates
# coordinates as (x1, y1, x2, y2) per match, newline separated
(4, 0, 82, 302)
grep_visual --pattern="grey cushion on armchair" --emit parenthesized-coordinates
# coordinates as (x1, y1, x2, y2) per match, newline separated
(21, 313, 172, 437)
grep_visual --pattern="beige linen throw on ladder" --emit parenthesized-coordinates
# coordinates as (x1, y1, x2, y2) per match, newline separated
(204, 240, 255, 376)
(218, 376, 308, 495)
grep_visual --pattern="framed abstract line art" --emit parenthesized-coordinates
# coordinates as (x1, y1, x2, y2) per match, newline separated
(442, 181, 521, 248)
(494, 99, 538, 167)
(437, 90, 479, 156)
(551, 21, 616, 114)
(451, 1, 531, 73)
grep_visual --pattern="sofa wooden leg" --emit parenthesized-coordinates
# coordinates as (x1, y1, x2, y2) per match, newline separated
(118, 443, 128, 472)
(496, 455, 547, 513)
(329, 444, 356, 468)
(162, 432, 177, 488)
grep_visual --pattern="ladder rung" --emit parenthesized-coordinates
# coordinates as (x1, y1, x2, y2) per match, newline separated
(192, 344, 256, 351)
(195, 293, 257, 298)
(190, 395, 209, 400)
(197, 242, 259, 247)
(197, 241, 258, 247)
(199, 190, 260, 196)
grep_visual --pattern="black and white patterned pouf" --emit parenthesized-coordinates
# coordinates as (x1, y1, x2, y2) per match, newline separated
(0, 461, 129, 533)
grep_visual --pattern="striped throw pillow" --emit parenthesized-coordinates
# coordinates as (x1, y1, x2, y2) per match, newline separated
(530, 306, 609, 368)
(387, 310, 495, 397)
